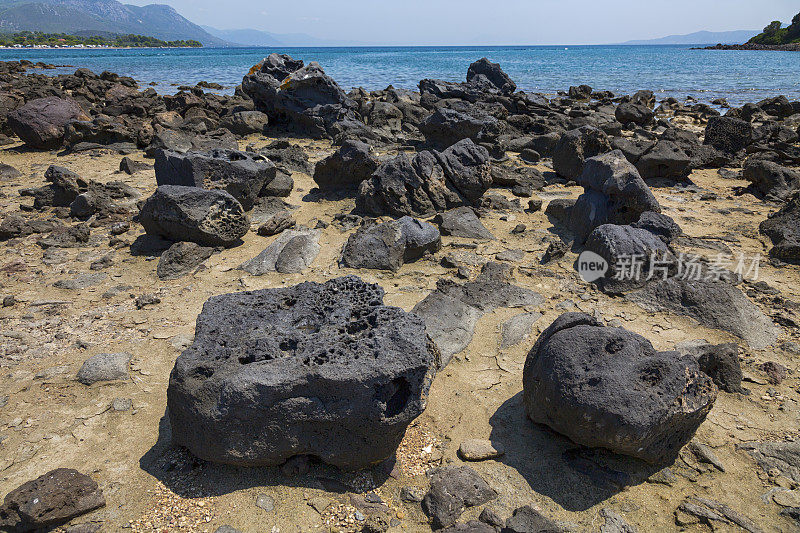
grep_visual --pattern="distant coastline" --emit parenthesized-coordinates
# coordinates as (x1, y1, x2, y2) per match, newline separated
(698, 43, 800, 51)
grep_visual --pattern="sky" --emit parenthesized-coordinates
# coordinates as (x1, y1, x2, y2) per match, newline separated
(126, 0, 800, 45)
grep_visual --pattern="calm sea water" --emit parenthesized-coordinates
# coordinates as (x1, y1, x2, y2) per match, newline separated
(1, 45, 799, 106)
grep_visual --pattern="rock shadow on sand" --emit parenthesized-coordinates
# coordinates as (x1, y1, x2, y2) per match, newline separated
(140, 412, 393, 498)
(488, 392, 664, 512)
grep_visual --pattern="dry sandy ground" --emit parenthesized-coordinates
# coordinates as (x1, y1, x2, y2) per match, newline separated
(0, 135, 798, 532)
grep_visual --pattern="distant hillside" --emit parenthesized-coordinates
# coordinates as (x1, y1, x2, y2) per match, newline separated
(0, 0, 229, 46)
(201, 25, 367, 47)
(621, 30, 760, 45)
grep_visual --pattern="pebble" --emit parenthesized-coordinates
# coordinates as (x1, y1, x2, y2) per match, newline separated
(308, 496, 332, 513)
(400, 486, 425, 502)
(112, 398, 132, 412)
(255, 493, 275, 512)
(76, 353, 132, 385)
(458, 439, 505, 461)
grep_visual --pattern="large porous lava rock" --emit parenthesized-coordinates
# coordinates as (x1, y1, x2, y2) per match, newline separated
(569, 150, 661, 242)
(743, 158, 800, 200)
(760, 191, 800, 264)
(703, 116, 753, 155)
(628, 279, 779, 350)
(7, 96, 89, 149)
(341, 217, 441, 272)
(241, 54, 358, 138)
(313, 139, 378, 192)
(0, 468, 105, 532)
(154, 149, 277, 210)
(167, 276, 440, 470)
(356, 139, 492, 218)
(552, 127, 612, 179)
(139, 185, 249, 247)
(466, 58, 516, 94)
(522, 312, 717, 463)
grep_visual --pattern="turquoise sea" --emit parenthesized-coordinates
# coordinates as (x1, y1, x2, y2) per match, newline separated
(2, 45, 800, 106)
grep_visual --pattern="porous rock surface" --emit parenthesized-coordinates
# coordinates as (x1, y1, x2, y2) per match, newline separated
(167, 276, 440, 470)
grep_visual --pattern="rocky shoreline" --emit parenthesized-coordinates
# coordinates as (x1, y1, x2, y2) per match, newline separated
(0, 54, 799, 532)
(699, 43, 800, 51)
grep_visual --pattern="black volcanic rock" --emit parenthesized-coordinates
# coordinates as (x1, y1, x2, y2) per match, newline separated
(703, 116, 753, 154)
(7, 96, 89, 149)
(167, 276, 439, 470)
(760, 190, 800, 263)
(552, 126, 612, 179)
(523, 313, 717, 463)
(357, 139, 491, 218)
(139, 185, 249, 247)
(466, 58, 516, 94)
(242, 54, 357, 138)
(0, 468, 105, 532)
(313, 139, 378, 192)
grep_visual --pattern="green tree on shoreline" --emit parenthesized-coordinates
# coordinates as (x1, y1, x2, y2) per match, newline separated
(749, 12, 800, 45)
(0, 32, 202, 48)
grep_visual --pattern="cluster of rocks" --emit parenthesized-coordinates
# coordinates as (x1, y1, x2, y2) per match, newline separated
(2, 54, 799, 532)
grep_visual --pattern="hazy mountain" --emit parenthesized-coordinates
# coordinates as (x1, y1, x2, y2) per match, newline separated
(620, 30, 759, 45)
(201, 25, 368, 47)
(0, 0, 230, 45)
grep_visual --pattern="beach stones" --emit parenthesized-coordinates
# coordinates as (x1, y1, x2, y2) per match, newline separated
(239, 228, 320, 274)
(7, 96, 89, 149)
(167, 276, 439, 470)
(357, 139, 491, 218)
(634, 140, 691, 180)
(219, 110, 269, 135)
(760, 191, 800, 263)
(570, 150, 660, 241)
(522, 312, 717, 463)
(313, 139, 378, 192)
(419, 107, 498, 149)
(0, 468, 105, 532)
(154, 149, 277, 210)
(434, 207, 494, 240)
(552, 126, 612, 179)
(157, 241, 215, 280)
(139, 185, 249, 247)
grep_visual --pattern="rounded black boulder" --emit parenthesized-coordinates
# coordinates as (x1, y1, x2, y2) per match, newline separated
(167, 276, 440, 470)
(522, 313, 717, 464)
